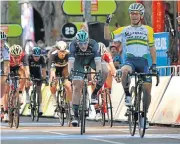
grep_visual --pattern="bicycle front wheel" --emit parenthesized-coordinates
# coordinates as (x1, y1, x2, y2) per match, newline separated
(105, 89, 113, 127)
(14, 96, 20, 129)
(8, 92, 14, 128)
(30, 90, 35, 121)
(138, 85, 148, 138)
(65, 102, 71, 127)
(56, 91, 64, 126)
(128, 86, 137, 136)
(35, 92, 40, 122)
(80, 86, 87, 135)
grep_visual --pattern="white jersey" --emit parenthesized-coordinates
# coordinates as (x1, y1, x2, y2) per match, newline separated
(0, 46, 10, 62)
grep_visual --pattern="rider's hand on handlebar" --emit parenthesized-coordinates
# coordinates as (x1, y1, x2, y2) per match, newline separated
(149, 64, 157, 73)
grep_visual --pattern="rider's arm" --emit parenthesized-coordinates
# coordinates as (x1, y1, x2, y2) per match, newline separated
(68, 41, 75, 74)
(23, 54, 30, 78)
(103, 52, 116, 76)
(41, 56, 47, 79)
(148, 27, 156, 64)
(3, 61, 10, 74)
(104, 24, 112, 40)
(47, 46, 57, 59)
(93, 40, 102, 72)
(49, 54, 56, 82)
(2, 47, 10, 74)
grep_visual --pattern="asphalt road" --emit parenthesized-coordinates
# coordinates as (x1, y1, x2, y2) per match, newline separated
(1, 116, 180, 144)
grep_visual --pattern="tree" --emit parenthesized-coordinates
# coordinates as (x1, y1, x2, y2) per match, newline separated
(30, 1, 66, 45)
(0, 1, 8, 23)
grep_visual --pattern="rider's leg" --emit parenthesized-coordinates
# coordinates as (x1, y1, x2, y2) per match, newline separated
(62, 66, 72, 102)
(121, 65, 133, 106)
(18, 66, 26, 104)
(25, 84, 30, 104)
(91, 61, 109, 104)
(50, 79, 57, 106)
(36, 82, 43, 115)
(71, 79, 83, 126)
(50, 67, 58, 106)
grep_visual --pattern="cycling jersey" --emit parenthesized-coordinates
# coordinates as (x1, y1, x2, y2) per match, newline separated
(0, 46, 9, 62)
(29, 55, 46, 78)
(69, 39, 101, 77)
(102, 52, 113, 63)
(113, 55, 121, 63)
(69, 39, 100, 58)
(112, 25, 154, 59)
(50, 51, 68, 67)
(10, 52, 29, 67)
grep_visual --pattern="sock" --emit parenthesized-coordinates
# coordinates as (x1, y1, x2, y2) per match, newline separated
(72, 104, 79, 117)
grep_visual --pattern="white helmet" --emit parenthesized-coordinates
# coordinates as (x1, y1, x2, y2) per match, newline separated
(98, 42, 107, 56)
(10, 44, 23, 56)
(55, 41, 67, 51)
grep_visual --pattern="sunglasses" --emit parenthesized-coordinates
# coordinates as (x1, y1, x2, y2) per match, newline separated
(77, 42, 88, 46)
(32, 55, 40, 58)
(13, 56, 20, 59)
(130, 11, 141, 15)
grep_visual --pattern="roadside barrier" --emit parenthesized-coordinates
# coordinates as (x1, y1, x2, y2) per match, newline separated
(21, 65, 180, 125)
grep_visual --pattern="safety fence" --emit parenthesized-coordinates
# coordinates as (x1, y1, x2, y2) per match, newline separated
(21, 65, 180, 125)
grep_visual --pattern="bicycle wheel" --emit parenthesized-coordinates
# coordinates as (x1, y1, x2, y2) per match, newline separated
(30, 90, 35, 121)
(99, 93, 105, 126)
(105, 89, 113, 127)
(128, 86, 137, 136)
(56, 91, 64, 126)
(65, 102, 71, 127)
(14, 96, 20, 129)
(138, 85, 147, 138)
(8, 92, 13, 128)
(35, 92, 40, 122)
(80, 86, 87, 135)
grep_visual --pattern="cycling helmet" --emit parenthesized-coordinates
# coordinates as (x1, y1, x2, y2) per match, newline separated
(56, 41, 67, 51)
(0, 30, 7, 40)
(32, 46, 41, 56)
(75, 29, 89, 43)
(128, 3, 145, 16)
(98, 42, 107, 56)
(10, 44, 22, 56)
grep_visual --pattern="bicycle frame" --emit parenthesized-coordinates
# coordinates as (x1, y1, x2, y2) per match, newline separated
(29, 78, 42, 122)
(70, 66, 101, 135)
(127, 72, 159, 138)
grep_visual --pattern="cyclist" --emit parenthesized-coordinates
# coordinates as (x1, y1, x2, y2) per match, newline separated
(91, 42, 117, 120)
(9, 44, 30, 104)
(25, 47, 48, 115)
(106, 3, 157, 128)
(0, 30, 10, 122)
(68, 29, 109, 126)
(49, 41, 72, 107)
(98, 42, 117, 88)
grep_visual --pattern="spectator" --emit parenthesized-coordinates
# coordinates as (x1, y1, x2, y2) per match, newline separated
(109, 43, 122, 69)
(164, 2, 174, 36)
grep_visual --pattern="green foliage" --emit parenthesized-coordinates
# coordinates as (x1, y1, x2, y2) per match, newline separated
(8, 1, 21, 46)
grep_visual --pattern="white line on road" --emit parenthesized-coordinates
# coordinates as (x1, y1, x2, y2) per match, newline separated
(39, 130, 67, 135)
(90, 138, 125, 144)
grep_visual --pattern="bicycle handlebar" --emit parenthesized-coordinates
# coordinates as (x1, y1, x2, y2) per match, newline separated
(70, 70, 101, 75)
(129, 72, 160, 86)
